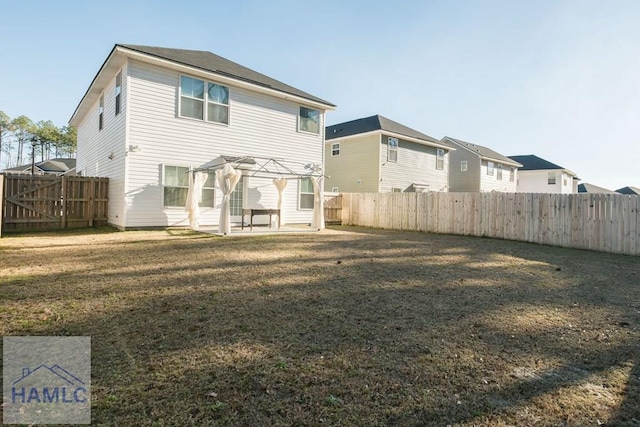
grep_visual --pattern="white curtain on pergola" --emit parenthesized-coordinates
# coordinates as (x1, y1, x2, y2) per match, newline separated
(310, 176, 325, 230)
(272, 178, 287, 227)
(216, 164, 243, 235)
(185, 171, 208, 229)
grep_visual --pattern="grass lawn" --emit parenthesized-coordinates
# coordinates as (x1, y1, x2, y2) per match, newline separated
(1, 226, 638, 426)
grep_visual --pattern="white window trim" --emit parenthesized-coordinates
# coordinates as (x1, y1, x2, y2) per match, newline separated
(461, 160, 468, 172)
(497, 163, 503, 181)
(331, 186, 339, 193)
(331, 142, 340, 157)
(161, 164, 215, 209)
(298, 106, 321, 135)
(387, 137, 398, 163)
(487, 161, 494, 176)
(509, 167, 515, 182)
(98, 94, 104, 131)
(392, 187, 402, 193)
(548, 172, 557, 185)
(436, 149, 445, 170)
(298, 177, 315, 210)
(178, 74, 230, 126)
(115, 71, 122, 116)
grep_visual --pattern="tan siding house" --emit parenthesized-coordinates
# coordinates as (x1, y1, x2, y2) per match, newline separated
(445, 136, 522, 193)
(325, 115, 454, 193)
(71, 44, 335, 229)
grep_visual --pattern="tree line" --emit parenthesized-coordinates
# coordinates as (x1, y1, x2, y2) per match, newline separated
(0, 110, 77, 170)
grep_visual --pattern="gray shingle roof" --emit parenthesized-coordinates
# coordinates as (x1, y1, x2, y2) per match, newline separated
(507, 155, 565, 171)
(2, 158, 75, 174)
(326, 115, 451, 148)
(615, 186, 640, 195)
(118, 44, 335, 107)
(444, 137, 521, 166)
(577, 183, 617, 194)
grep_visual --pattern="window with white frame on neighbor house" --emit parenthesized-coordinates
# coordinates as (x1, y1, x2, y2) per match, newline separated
(388, 137, 398, 162)
(299, 178, 315, 209)
(497, 163, 503, 180)
(163, 165, 215, 208)
(510, 167, 515, 182)
(98, 94, 104, 130)
(115, 71, 122, 116)
(299, 107, 320, 134)
(331, 143, 340, 156)
(461, 160, 468, 172)
(179, 76, 229, 124)
(436, 149, 445, 170)
(487, 161, 494, 176)
(548, 172, 556, 185)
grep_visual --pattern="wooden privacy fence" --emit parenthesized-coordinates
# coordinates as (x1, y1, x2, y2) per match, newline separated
(341, 192, 640, 256)
(1, 174, 109, 234)
(324, 194, 342, 224)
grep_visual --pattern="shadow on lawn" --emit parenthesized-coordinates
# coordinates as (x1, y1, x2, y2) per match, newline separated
(3, 228, 639, 425)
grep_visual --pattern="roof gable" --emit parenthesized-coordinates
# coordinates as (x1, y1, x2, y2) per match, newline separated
(70, 44, 335, 125)
(577, 183, 617, 194)
(326, 115, 451, 148)
(118, 44, 334, 107)
(615, 186, 640, 195)
(444, 136, 522, 167)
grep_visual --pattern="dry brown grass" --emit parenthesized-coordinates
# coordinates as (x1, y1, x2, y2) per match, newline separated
(1, 226, 638, 426)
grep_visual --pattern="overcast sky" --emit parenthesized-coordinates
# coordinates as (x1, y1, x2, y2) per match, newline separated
(1, 0, 639, 190)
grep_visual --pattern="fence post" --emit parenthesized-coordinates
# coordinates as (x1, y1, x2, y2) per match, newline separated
(0, 174, 4, 237)
(60, 175, 67, 229)
(89, 177, 95, 227)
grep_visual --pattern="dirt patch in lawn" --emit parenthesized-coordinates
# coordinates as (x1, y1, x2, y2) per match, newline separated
(1, 226, 638, 426)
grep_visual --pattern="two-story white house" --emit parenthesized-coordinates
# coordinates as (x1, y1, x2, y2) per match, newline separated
(508, 155, 579, 194)
(70, 44, 335, 230)
(324, 115, 454, 193)
(444, 136, 522, 193)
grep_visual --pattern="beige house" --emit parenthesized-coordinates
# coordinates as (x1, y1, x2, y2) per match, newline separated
(444, 136, 522, 193)
(324, 115, 455, 193)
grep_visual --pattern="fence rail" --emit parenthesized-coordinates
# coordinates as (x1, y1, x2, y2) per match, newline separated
(1, 174, 109, 234)
(341, 192, 640, 256)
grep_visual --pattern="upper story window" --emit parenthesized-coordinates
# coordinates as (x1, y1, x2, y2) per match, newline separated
(179, 76, 229, 124)
(497, 163, 503, 180)
(115, 72, 122, 116)
(487, 161, 495, 176)
(461, 160, 468, 172)
(331, 143, 340, 156)
(563, 178, 568, 186)
(510, 167, 515, 182)
(388, 137, 398, 162)
(299, 107, 320, 134)
(98, 95, 104, 130)
(548, 172, 556, 185)
(436, 149, 445, 170)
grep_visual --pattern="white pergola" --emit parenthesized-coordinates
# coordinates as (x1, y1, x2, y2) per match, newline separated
(186, 155, 325, 235)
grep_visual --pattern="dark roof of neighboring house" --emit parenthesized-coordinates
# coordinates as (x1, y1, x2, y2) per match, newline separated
(577, 183, 617, 194)
(616, 186, 640, 195)
(326, 115, 453, 148)
(118, 44, 335, 107)
(508, 155, 562, 170)
(443, 136, 522, 167)
(2, 158, 75, 174)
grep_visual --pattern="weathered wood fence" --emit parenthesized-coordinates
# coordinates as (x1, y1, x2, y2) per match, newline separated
(1, 174, 109, 234)
(341, 192, 640, 256)
(324, 194, 342, 224)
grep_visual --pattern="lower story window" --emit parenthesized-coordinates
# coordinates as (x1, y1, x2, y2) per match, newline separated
(299, 177, 315, 209)
(230, 176, 244, 215)
(164, 165, 215, 207)
(164, 165, 190, 207)
(548, 172, 556, 185)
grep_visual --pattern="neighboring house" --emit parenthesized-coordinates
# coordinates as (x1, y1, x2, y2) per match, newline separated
(443, 137, 522, 193)
(324, 115, 454, 193)
(70, 44, 335, 230)
(577, 183, 617, 194)
(508, 155, 580, 194)
(616, 186, 640, 195)
(1, 158, 76, 176)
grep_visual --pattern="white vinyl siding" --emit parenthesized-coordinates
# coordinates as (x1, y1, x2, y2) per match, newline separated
(379, 135, 449, 193)
(122, 59, 323, 227)
(76, 62, 129, 228)
(479, 160, 519, 192)
(515, 170, 575, 194)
